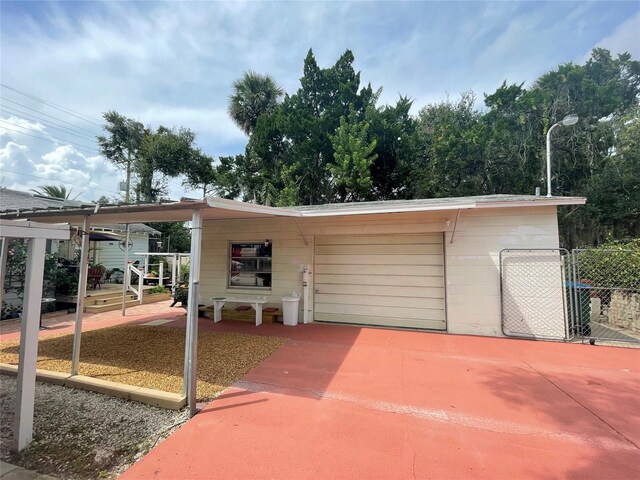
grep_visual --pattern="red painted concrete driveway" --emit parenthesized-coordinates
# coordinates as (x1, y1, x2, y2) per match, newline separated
(122, 322, 640, 480)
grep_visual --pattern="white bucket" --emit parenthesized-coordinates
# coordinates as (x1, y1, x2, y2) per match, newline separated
(282, 296, 300, 326)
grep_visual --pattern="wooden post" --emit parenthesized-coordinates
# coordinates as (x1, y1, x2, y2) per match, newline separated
(71, 216, 90, 375)
(14, 238, 46, 451)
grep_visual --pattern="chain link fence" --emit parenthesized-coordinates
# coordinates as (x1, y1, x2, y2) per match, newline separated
(500, 249, 571, 340)
(500, 248, 640, 347)
(572, 248, 640, 346)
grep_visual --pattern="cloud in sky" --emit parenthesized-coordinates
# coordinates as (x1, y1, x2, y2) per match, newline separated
(0, 0, 638, 201)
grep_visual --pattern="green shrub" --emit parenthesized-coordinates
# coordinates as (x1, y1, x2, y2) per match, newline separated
(148, 285, 169, 295)
(575, 238, 640, 289)
(174, 286, 189, 307)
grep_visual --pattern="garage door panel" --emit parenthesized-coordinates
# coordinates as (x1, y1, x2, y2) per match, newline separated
(314, 312, 446, 330)
(316, 284, 445, 298)
(315, 302, 445, 321)
(316, 235, 442, 246)
(314, 234, 446, 331)
(316, 293, 445, 309)
(315, 264, 445, 278)
(316, 274, 443, 287)
(316, 254, 443, 266)
(315, 244, 443, 256)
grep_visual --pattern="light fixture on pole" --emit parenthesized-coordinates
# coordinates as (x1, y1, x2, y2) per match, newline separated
(546, 114, 578, 197)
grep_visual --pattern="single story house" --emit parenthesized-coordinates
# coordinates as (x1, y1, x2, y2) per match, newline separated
(1, 194, 585, 337)
(81, 223, 160, 271)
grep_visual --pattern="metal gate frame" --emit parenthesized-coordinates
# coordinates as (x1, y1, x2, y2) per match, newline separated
(500, 248, 572, 341)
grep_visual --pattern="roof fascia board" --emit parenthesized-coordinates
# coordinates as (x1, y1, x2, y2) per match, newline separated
(206, 197, 302, 217)
(298, 203, 477, 217)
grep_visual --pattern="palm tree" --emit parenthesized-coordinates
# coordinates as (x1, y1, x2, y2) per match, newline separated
(31, 184, 79, 200)
(228, 71, 283, 135)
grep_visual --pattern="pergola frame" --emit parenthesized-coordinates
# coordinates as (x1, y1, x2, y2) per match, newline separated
(2, 199, 301, 418)
(0, 219, 71, 452)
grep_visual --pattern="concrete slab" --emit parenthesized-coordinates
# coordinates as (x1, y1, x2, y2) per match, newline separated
(0, 461, 18, 476)
(141, 319, 174, 326)
(121, 322, 640, 480)
(0, 463, 55, 480)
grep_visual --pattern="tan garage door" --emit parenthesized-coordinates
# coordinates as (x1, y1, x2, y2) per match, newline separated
(314, 234, 446, 330)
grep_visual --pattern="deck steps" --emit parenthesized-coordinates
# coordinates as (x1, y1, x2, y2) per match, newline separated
(93, 294, 137, 305)
(85, 299, 140, 314)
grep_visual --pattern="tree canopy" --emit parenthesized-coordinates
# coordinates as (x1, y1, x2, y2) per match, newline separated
(97, 114, 214, 203)
(31, 184, 79, 200)
(215, 47, 638, 247)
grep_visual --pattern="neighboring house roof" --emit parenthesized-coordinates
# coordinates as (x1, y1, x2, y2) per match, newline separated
(0, 188, 160, 235)
(0, 187, 92, 211)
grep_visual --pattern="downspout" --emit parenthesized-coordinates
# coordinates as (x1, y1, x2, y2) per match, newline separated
(450, 209, 462, 244)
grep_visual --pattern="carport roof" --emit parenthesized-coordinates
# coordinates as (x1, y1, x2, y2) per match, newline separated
(0, 194, 586, 225)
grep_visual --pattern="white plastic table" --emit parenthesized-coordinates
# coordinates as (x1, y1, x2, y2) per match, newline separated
(212, 296, 268, 326)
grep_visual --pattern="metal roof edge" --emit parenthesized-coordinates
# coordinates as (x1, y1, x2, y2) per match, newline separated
(474, 197, 587, 209)
(206, 197, 302, 217)
(297, 203, 477, 217)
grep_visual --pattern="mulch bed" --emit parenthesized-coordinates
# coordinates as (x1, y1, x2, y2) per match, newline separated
(0, 325, 286, 401)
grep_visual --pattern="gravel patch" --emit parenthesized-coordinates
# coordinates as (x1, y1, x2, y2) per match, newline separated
(0, 325, 287, 401)
(0, 374, 188, 479)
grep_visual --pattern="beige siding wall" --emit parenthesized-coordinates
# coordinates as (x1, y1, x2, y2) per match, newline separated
(200, 218, 312, 314)
(444, 205, 560, 336)
(200, 205, 560, 337)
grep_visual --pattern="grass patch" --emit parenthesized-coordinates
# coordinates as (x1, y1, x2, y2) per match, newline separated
(0, 325, 286, 401)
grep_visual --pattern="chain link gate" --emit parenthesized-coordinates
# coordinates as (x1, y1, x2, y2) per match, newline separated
(500, 248, 640, 346)
(571, 248, 640, 346)
(500, 249, 572, 340)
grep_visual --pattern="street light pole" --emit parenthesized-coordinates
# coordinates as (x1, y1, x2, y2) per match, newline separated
(545, 114, 579, 197)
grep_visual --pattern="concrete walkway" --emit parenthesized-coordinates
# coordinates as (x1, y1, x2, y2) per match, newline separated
(0, 461, 56, 479)
(0, 300, 183, 341)
(121, 321, 640, 479)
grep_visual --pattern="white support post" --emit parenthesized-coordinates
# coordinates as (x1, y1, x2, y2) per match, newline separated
(138, 269, 143, 304)
(159, 261, 164, 287)
(71, 216, 90, 375)
(121, 224, 130, 316)
(0, 237, 8, 308)
(171, 255, 177, 292)
(183, 210, 203, 416)
(144, 255, 149, 277)
(13, 237, 46, 452)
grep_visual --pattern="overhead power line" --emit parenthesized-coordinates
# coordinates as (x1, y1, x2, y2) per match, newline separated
(1, 108, 99, 143)
(1, 169, 120, 196)
(0, 121, 100, 156)
(0, 83, 103, 126)
(0, 97, 100, 137)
